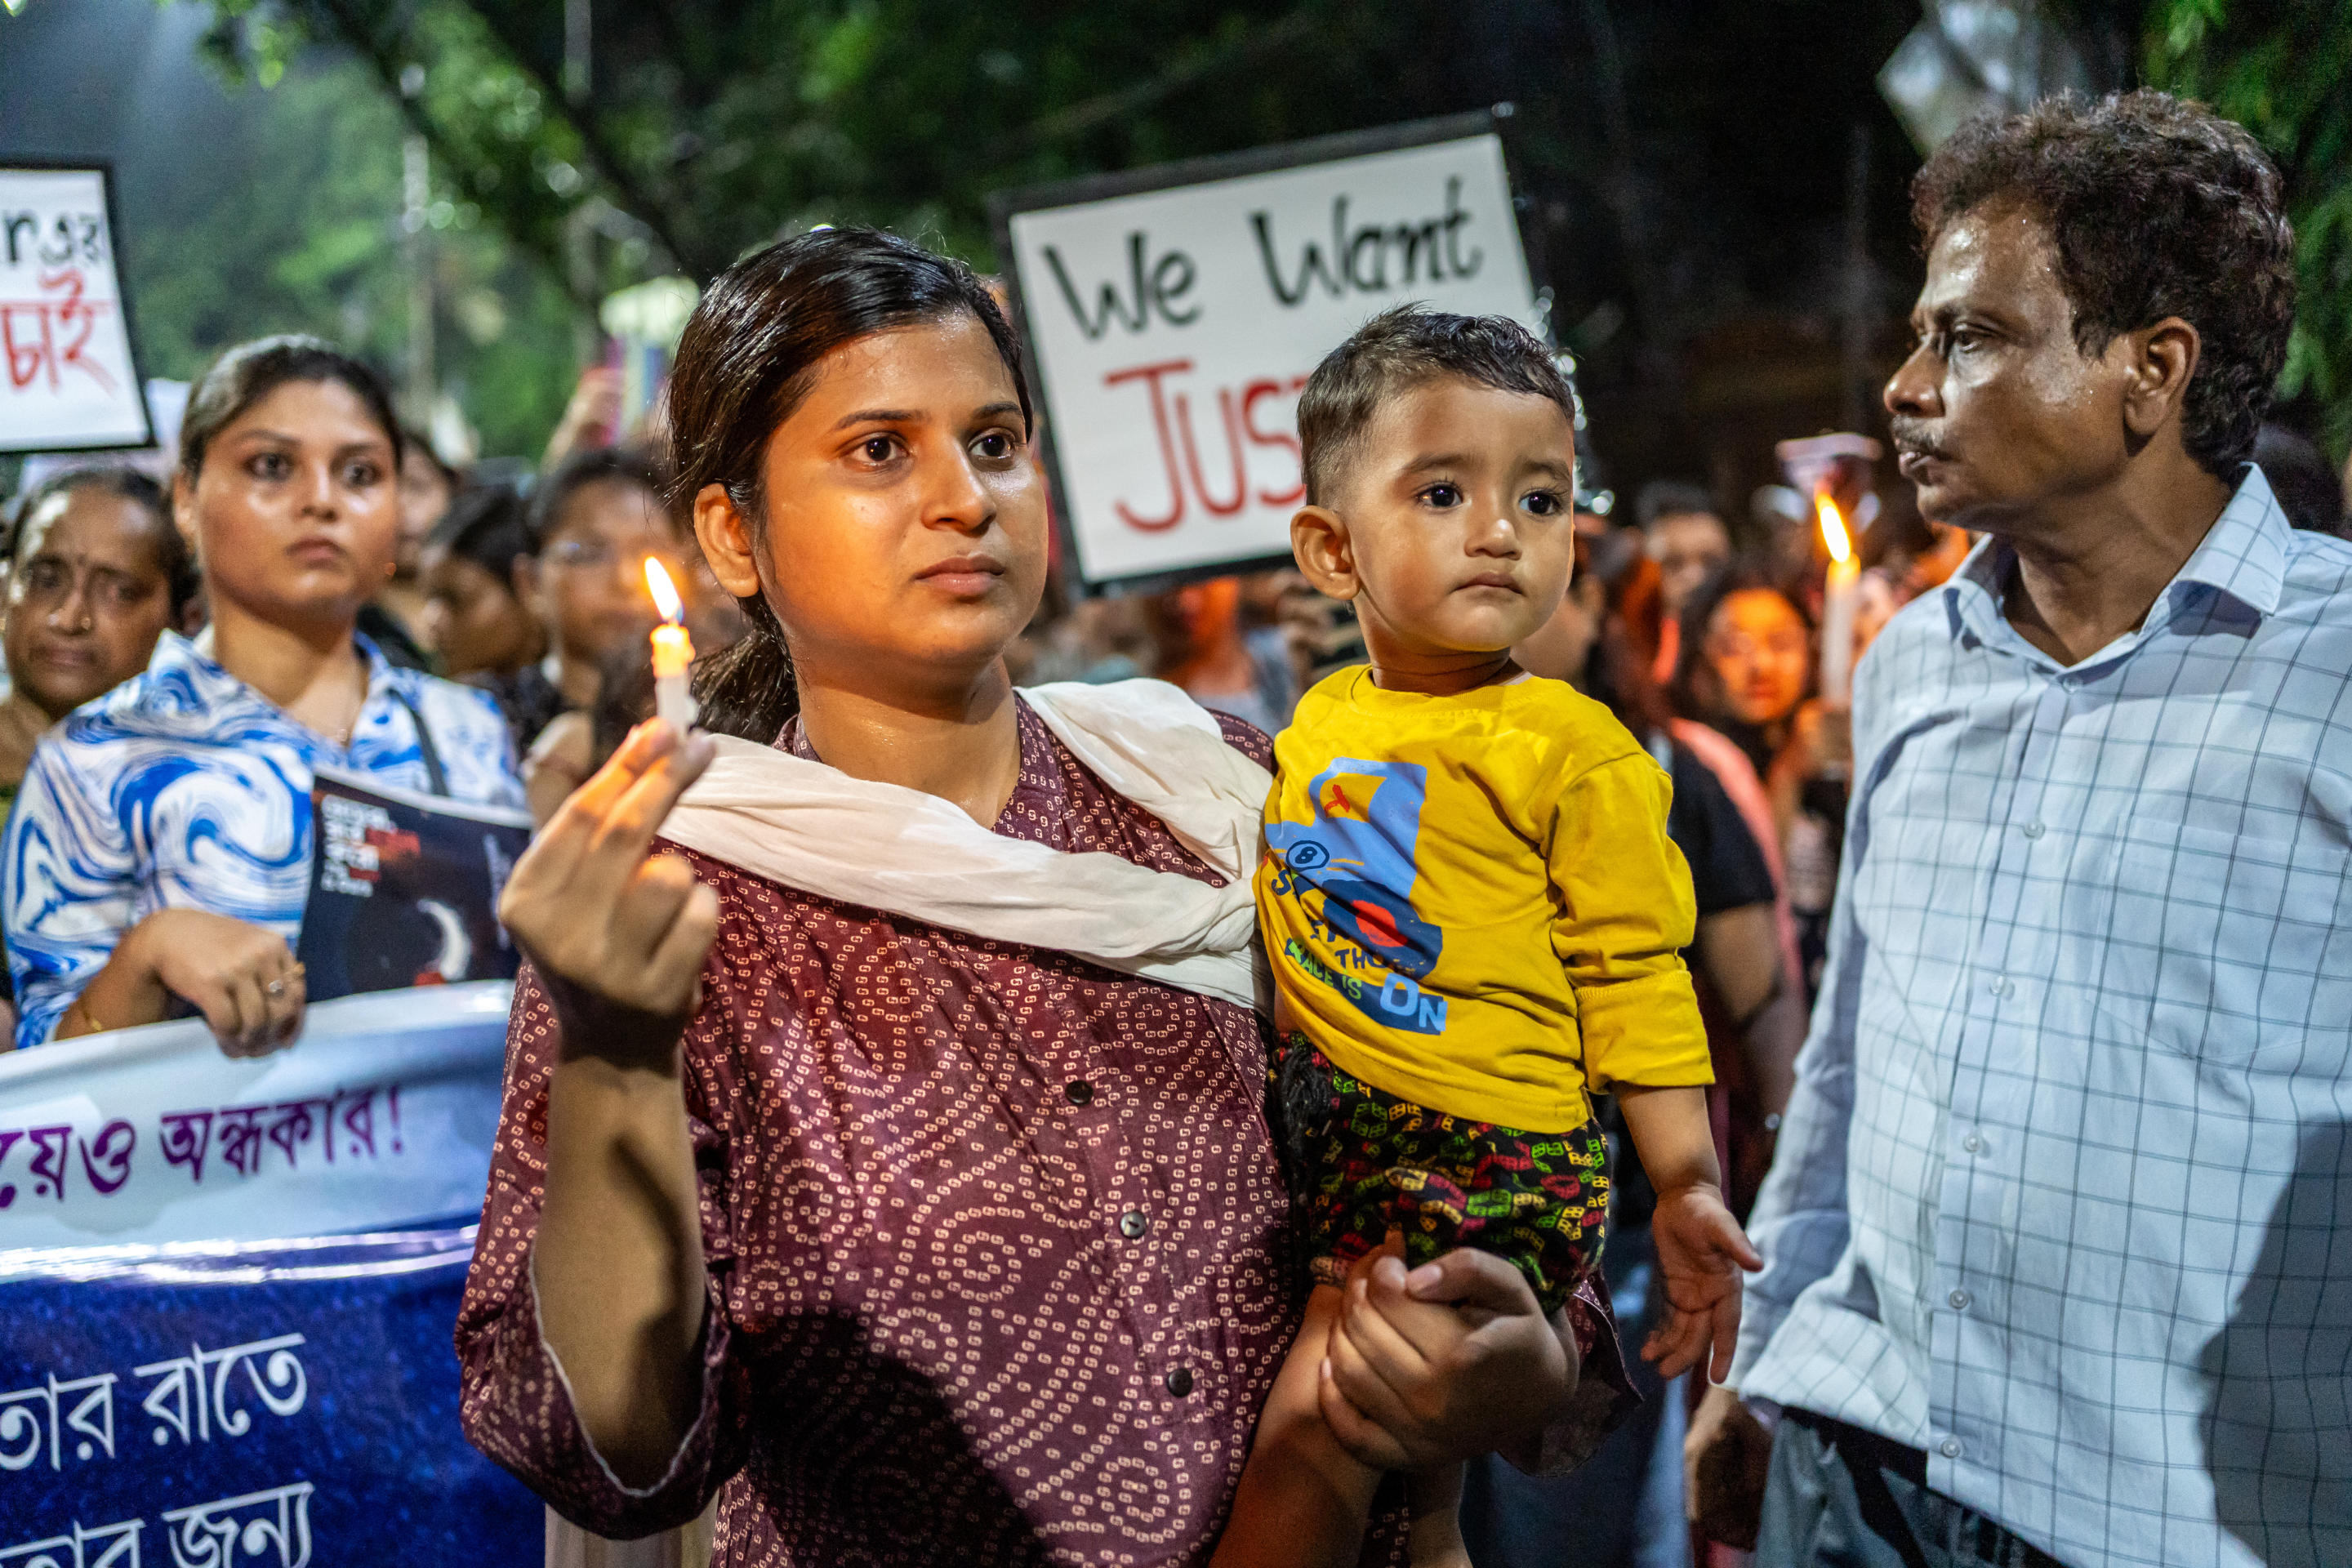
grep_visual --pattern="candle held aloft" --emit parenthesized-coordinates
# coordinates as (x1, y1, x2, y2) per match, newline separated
(644, 559, 700, 733)
(1816, 494, 1860, 707)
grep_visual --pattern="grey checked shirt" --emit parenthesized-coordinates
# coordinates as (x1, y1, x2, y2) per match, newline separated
(1731, 467, 2352, 1568)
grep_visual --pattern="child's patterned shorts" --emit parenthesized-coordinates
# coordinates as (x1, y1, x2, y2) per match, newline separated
(1270, 1033, 1609, 1315)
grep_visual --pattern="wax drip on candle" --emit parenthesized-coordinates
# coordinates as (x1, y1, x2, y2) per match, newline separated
(644, 558, 701, 733)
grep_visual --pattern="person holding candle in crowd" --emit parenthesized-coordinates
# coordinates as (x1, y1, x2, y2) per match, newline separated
(514, 448, 686, 818)
(459, 226, 1633, 1566)
(2, 337, 522, 1056)
(1686, 92, 2351, 1567)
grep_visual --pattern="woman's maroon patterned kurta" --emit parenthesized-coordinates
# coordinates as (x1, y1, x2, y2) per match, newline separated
(457, 703, 1624, 1565)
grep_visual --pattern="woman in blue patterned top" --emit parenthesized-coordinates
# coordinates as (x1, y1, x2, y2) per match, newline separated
(3, 337, 523, 1054)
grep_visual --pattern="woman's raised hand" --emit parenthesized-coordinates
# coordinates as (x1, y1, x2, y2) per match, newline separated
(498, 720, 720, 1028)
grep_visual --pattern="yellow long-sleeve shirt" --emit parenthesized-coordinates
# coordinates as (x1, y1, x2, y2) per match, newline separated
(1255, 667, 1711, 1133)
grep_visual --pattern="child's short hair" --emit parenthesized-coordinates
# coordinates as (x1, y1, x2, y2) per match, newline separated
(1296, 305, 1577, 508)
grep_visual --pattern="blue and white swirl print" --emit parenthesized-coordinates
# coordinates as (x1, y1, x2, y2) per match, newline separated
(3, 630, 523, 1048)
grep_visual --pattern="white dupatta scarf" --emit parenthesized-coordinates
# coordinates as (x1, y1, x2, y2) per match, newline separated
(657, 679, 1272, 1011)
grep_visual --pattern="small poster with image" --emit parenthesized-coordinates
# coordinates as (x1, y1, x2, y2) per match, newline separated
(296, 767, 534, 1002)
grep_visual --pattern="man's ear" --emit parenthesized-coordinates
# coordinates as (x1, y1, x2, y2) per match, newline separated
(2122, 316, 2202, 443)
(693, 483, 763, 600)
(1290, 506, 1359, 603)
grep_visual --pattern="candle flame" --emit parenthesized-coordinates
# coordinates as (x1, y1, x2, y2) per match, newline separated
(644, 557, 684, 623)
(1816, 494, 1852, 565)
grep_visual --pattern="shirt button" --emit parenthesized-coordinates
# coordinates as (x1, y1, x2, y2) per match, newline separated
(1949, 1289, 1972, 1311)
(1065, 1080, 1093, 1106)
(1165, 1367, 1194, 1396)
(2021, 821, 2045, 840)
(1962, 1133, 1984, 1154)
(1119, 1210, 1149, 1240)
(1940, 1437, 1963, 1459)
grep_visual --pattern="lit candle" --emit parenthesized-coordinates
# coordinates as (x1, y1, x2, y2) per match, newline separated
(644, 558, 699, 733)
(1816, 492, 1860, 707)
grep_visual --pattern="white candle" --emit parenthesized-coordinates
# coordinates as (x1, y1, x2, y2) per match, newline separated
(1816, 494, 1860, 706)
(644, 559, 700, 733)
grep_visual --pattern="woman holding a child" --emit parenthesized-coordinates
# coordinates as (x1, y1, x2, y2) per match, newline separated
(459, 229, 1632, 1566)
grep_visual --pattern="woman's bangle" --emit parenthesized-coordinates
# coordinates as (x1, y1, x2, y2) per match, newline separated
(69, 994, 109, 1037)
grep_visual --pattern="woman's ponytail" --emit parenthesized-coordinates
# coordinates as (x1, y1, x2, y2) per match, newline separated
(693, 591, 797, 741)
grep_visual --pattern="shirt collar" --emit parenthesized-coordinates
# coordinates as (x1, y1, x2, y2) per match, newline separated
(1939, 463, 2292, 653)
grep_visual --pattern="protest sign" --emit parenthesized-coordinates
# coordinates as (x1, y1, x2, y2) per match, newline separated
(0, 981, 512, 1253)
(297, 770, 533, 1004)
(991, 110, 1540, 590)
(0, 982, 536, 1558)
(0, 166, 151, 454)
(0, 1225, 541, 1562)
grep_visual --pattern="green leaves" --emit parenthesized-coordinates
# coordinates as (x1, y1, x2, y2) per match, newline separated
(2146, 0, 2352, 461)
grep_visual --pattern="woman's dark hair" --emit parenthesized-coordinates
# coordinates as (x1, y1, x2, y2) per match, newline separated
(428, 483, 534, 585)
(179, 335, 403, 482)
(1911, 91, 2295, 478)
(1668, 564, 1811, 723)
(402, 426, 461, 488)
(528, 445, 673, 550)
(7, 465, 201, 617)
(663, 226, 1031, 741)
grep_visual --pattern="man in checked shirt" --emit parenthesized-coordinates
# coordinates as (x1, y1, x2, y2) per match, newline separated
(1684, 91, 2352, 1568)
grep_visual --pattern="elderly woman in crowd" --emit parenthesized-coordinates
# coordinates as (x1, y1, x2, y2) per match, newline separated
(2, 336, 522, 1054)
(0, 466, 200, 809)
(460, 226, 1629, 1566)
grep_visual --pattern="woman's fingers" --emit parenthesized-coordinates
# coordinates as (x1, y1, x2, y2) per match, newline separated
(1337, 1266, 1437, 1400)
(260, 961, 306, 1052)
(607, 853, 700, 960)
(573, 731, 718, 905)
(643, 885, 721, 1013)
(509, 722, 688, 908)
(1316, 1357, 1411, 1471)
(219, 970, 270, 1057)
(1327, 1280, 1419, 1433)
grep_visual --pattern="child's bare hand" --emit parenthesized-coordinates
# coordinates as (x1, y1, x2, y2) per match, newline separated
(1642, 1183, 1762, 1383)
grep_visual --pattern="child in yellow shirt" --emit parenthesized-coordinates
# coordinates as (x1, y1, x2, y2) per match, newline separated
(1231, 306, 1758, 1567)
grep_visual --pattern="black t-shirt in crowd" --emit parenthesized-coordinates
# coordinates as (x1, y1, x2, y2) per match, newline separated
(1663, 741, 1777, 919)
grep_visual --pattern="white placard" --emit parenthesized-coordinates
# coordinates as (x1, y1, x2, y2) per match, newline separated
(0, 167, 151, 453)
(999, 122, 1538, 586)
(0, 981, 511, 1251)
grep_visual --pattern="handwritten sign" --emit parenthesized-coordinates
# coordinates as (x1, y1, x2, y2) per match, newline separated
(0, 166, 151, 455)
(991, 113, 1538, 588)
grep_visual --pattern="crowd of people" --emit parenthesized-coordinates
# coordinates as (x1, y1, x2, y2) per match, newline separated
(2, 83, 2349, 1568)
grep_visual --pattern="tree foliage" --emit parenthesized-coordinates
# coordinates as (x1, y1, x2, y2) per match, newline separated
(2145, 0, 2352, 460)
(122, 46, 578, 458)
(194, 0, 1468, 296)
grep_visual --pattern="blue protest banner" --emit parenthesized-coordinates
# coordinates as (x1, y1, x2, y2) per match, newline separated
(0, 984, 541, 1563)
(0, 1226, 540, 1562)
